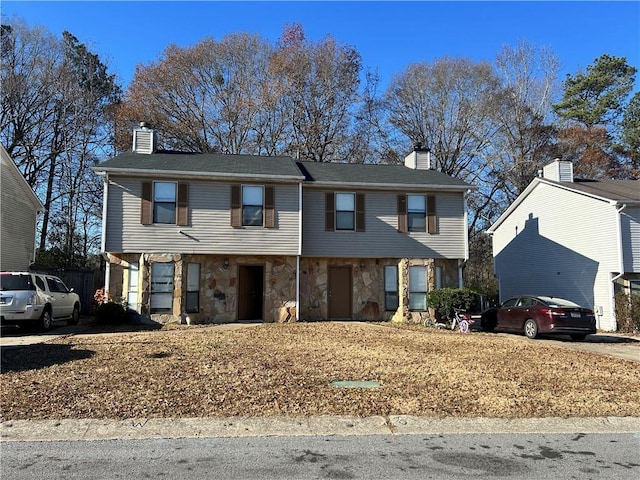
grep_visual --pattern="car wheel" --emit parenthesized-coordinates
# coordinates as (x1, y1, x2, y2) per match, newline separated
(570, 334, 586, 341)
(480, 313, 496, 332)
(524, 319, 538, 339)
(39, 309, 52, 332)
(68, 304, 80, 325)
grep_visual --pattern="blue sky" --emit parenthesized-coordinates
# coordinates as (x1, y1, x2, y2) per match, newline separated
(2, 1, 639, 92)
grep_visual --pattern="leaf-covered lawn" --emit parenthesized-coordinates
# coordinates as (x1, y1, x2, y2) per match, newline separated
(1, 322, 639, 420)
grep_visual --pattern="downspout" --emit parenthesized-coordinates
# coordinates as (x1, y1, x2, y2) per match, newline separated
(296, 181, 303, 321)
(609, 203, 627, 331)
(459, 189, 471, 288)
(100, 173, 110, 295)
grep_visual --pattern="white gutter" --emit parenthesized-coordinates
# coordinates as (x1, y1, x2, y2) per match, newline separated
(609, 203, 627, 331)
(93, 167, 304, 183)
(100, 172, 111, 295)
(463, 189, 470, 261)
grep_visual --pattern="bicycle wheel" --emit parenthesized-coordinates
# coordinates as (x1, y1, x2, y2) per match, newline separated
(459, 320, 469, 333)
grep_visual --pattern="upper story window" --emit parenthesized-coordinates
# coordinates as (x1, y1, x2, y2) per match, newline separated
(336, 193, 355, 230)
(398, 194, 437, 234)
(325, 192, 365, 232)
(407, 195, 426, 232)
(141, 181, 188, 226)
(153, 182, 176, 224)
(231, 185, 275, 228)
(242, 185, 264, 226)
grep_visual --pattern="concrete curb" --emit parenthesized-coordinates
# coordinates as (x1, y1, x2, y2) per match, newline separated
(2, 416, 639, 442)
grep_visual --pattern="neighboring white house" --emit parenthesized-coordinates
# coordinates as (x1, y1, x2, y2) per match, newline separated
(0, 144, 45, 271)
(487, 159, 640, 331)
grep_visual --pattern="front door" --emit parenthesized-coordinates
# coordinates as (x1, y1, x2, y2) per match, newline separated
(238, 265, 264, 321)
(328, 266, 352, 320)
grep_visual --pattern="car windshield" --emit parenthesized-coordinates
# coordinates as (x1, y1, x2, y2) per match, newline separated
(0, 274, 35, 291)
(539, 296, 581, 308)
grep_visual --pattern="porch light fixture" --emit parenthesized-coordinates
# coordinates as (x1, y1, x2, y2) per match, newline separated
(223, 258, 230, 269)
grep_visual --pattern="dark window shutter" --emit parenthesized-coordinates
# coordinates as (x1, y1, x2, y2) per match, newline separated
(141, 182, 152, 225)
(397, 194, 407, 233)
(264, 186, 275, 228)
(177, 183, 189, 226)
(427, 195, 437, 234)
(355, 193, 365, 232)
(230, 185, 241, 227)
(325, 192, 335, 231)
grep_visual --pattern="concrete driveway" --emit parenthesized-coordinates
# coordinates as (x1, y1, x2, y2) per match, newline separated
(494, 332, 640, 363)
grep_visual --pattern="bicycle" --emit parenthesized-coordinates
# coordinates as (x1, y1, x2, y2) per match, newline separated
(451, 308, 474, 333)
(422, 317, 447, 329)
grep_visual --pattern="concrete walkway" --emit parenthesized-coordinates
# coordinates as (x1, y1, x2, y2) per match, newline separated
(2, 416, 639, 443)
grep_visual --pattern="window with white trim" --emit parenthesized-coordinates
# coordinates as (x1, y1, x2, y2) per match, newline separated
(384, 266, 399, 311)
(242, 185, 264, 226)
(335, 193, 355, 230)
(153, 182, 176, 224)
(407, 195, 426, 232)
(186, 263, 200, 313)
(409, 266, 428, 311)
(150, 263, 174, 314)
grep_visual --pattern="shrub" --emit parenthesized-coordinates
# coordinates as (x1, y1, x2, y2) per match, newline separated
(615, 292, 640, 333)
(95, 301, 128, 325)
(427, 288, 480, 322)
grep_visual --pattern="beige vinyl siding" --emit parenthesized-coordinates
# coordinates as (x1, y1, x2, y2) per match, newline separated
(106, 177, 300, 255)
(0, 158, 40, 271)
(492, 182, 620, 330)
(621, 206, 640, 272)
(302, 188, 467, 258)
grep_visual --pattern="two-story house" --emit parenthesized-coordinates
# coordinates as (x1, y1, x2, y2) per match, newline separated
(94, 125, 473, 324)
(487, 159, 640, 331)
(1, 144, 45, 271)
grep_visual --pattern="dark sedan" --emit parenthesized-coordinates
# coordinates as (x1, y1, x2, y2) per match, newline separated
(480, 295, 596, 340)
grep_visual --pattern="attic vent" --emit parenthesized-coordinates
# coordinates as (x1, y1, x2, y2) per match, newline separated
(132, 123, 157, 154)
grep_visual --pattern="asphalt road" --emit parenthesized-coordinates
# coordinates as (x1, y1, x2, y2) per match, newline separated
(2, 432, 639, 479)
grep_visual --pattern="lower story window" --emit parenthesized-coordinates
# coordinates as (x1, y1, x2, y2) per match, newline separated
(186, 263, 200, 313)
(384, 266, 399, 310)
(409, 265, 428, 311)
(150, 263, 174, 314)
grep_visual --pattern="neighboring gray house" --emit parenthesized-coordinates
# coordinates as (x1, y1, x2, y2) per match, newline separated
(487, 159, 640, 331)
(0, 144, 45, 271)
(93, 126, 473, 324)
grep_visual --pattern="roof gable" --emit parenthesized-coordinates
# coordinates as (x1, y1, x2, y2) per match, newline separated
(0, 144, 44, 211)
(488, 176, 640, 233)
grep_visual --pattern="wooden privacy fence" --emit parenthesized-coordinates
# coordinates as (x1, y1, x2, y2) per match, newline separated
(29, 267, 104, 315)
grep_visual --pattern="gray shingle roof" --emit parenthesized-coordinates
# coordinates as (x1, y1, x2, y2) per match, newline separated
(94, 151, 473, 190)
(94, 151, 304, 180)
(296, 161, 472, 190)
(546, 178, 640, 203)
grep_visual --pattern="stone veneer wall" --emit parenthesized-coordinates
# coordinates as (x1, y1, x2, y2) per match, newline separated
(107, 253, 462, 325)
(300, 258, 400, 322)
(107, 253, 297, 325)
(299, 257, 461, 324)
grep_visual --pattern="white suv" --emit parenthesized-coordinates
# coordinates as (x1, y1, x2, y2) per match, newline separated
(0, 272, 81, 331)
